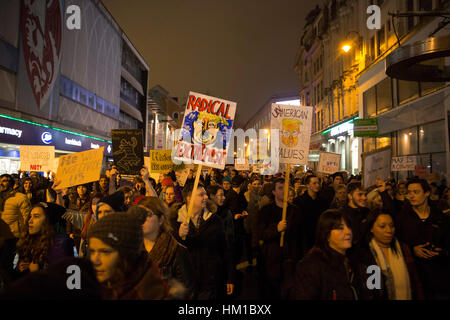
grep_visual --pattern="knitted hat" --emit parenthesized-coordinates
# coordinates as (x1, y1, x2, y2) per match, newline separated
(222, 176, 232, 184)
(161, 177, 174, 186)
(98, 191, 125, 212)
(87, 212, 147, 259)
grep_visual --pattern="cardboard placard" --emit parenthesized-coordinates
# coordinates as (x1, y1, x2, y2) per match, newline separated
(174, 91, 236, 169)
(362, 147, 391, 189)
(55, 147, 104, 190)
(318, 152, 341, 174)
(391, 156, 417, 171)
(19, 145, 55, 172)
(111, 129, 144, 175)
(270, 104, 314, 166)
(175, 168, 191, 187)
(145, 150, 174, 173)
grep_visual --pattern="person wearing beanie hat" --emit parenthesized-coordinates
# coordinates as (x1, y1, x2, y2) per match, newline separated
(87, 212, 169, 299)
(95, 190, 126, 221)
(16, 202, 74, 275)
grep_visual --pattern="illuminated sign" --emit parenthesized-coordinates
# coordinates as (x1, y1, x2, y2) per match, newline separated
(330, 122, 353, 136)
(0, 126, 22, 138)
(91, 143, 100, 149)
(65, 138, 82, 146)
(41, 132, 52, 144)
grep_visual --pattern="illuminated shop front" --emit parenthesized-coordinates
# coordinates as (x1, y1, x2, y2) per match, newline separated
(0, 114, 112, 174)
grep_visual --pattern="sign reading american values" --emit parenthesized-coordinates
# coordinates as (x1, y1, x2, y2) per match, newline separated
(19, 145, 55, 172)
(174, 92, 236, 169)
(391, 156, 416, 171)
(55, 147, 104, 190)
(270, 104, 313, 165)
(318, 152, 341, 174)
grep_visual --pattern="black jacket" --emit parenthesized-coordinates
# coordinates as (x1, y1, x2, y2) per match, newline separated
(289, 247, 360, 300)
(340, 205, 371, 246)
(257, 202, 304, 282)
(395, 202, 450, 298)
(178, 213, 234, 300)
(293, 192, 329, 252)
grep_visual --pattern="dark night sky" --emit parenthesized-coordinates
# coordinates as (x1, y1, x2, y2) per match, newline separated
(102, 0, 322, 128)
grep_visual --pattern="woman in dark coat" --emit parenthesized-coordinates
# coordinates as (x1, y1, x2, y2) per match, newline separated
(131, 197, 195, 299)
(350, 209, 424, 300)
(289, 209, 359, 300)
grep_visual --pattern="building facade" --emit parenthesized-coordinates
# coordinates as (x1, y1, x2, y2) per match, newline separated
(295, 0, 449, 180)
(0, 0, 148, 173)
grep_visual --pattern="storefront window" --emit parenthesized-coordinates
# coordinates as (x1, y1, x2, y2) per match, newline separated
(431, 152, 446, 178)
(391, 132, 397, 156)
(376, 136, 391, 149)
(364, 86, 376, 117)
(419, 120, 445, 154)
(416, 154, 431, 175)
(397, 80, 419, 105)
(398, 127, 417, 155)
(363, 138, 376, 153)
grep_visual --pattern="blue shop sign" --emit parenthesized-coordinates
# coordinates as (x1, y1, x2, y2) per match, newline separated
(0, 116, 112, 156)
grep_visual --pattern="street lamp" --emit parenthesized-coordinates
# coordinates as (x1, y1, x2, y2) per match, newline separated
(341, 31, 361, 53)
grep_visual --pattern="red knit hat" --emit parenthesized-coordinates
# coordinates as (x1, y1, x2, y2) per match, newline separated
(161, 177, 174, 186)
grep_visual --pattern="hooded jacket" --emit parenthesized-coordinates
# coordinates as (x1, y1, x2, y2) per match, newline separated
(0, 190, 31, 238)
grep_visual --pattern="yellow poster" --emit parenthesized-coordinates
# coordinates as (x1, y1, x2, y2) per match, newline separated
(147, 150, 174, 173)
(55, 147, 104, 190)
(19, 145, 55, 172)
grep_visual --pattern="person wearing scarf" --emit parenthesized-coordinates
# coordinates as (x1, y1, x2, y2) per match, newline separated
(128, 197, 195, 299)
(350, 209, 424, 300)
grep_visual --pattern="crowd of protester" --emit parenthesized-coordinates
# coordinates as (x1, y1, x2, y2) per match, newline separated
(0, 164, 449, 300)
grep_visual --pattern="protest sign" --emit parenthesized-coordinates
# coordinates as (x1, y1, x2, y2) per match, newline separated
(55, 147, 104, 190)
(235, 159, 250, 171)
(19, 145, 55, 172)
(146, 150, 174, 173)
(175, 168, 191, 187)
(111, 129, 144, 175)
(362, 147, 391, 189)
(318, 152, 341, 174)
(270, 104, 313, 166)
(174, 92, 236, 170)
(391, 156, 416, 171)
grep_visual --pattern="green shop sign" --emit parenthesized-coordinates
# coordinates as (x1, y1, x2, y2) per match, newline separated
(353, 118, 378, 137)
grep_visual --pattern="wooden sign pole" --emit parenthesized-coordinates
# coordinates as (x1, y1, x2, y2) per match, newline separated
(182, 164, 203, 240)
(280, 163, 291, 247)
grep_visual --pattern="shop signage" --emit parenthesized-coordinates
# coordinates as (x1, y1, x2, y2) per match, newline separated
(354, 119, 378, 137)
(330, 122, 353, 137)
(0, 115, 112, 156)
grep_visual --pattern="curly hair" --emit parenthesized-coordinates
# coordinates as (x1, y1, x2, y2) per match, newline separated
(16, 204, 54, 268)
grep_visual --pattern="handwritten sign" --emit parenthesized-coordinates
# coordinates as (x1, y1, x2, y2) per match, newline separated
(111, 129, 144, 175)
(270, 104, 313, 165)
(391, 156, 416, 171)
(19, 145, 55, 172)
(55, 148, 104, 190)
(175, 168, 191, 187)
(363, 148, 391, 189)
(318, 152, 341, 174)
(174, 91, 236, 169)
(235, 159, 250, 171)
(146, 150, 174, 173)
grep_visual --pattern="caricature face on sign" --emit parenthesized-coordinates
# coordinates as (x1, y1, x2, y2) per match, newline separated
(193, 114, 220, 145)
(281, 119, 301, 147)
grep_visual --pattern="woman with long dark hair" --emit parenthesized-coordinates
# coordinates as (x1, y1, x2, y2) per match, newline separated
(350, 209, 424, 300)
(289, 209, 358, 300)
(130, 197, 195, 299)
(16, 203, 73, 275)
